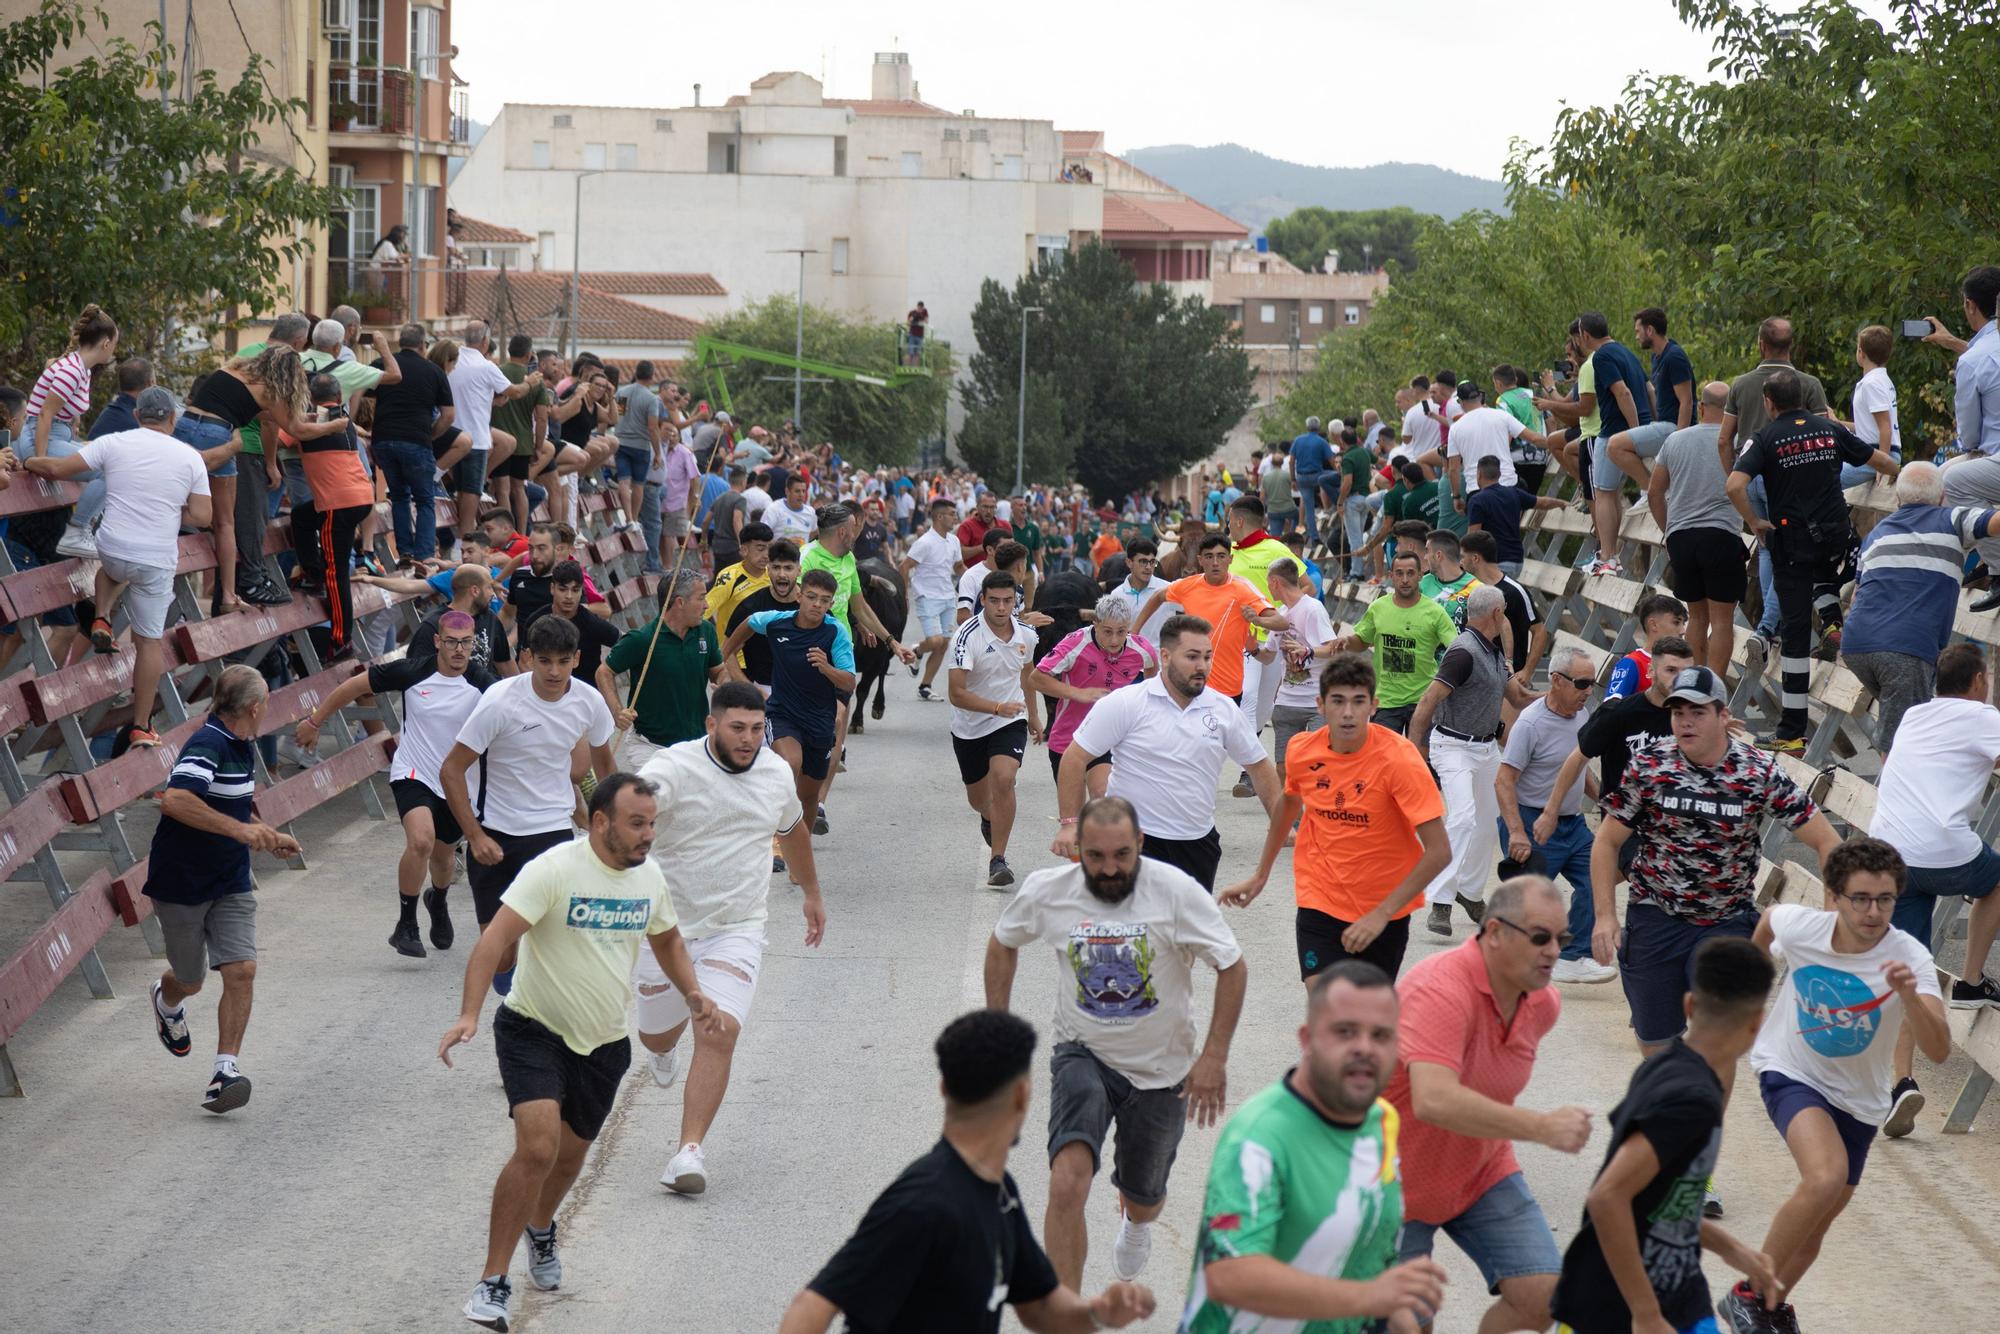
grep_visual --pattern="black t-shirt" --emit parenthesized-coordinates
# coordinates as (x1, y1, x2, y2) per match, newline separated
(1579, 689, 1672, 803)
(727, 586, 797, 685)
(1033, 569, 1099, 660)
(808, 1138, 1059, 1334)
(1732, 412, 1872, 535)
(520, 605, 621, 680)
(508, 566, 556, 624)
(853, 520, 891, 563)
(1552, 1040, 1725, 1333)
(1494, 574, 1541, 673)
(411, 606, 509, 677)
(369, 350, 454, 444)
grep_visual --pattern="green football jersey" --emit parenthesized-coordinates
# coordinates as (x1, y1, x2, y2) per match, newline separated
(1179, 1077, 1403, 1334)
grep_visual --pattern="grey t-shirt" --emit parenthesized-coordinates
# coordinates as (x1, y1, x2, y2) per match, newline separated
(1656, 422, 1741, 535)
(1502, 697, 1590, 814)
(1723, 361, 1829, 450)
(1432, 626, 1508, 739)
(614, 382, 661, 451)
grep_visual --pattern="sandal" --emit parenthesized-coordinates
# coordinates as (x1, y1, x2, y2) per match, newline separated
(90, 617, 117, 654)
(127, 727, 161, 749)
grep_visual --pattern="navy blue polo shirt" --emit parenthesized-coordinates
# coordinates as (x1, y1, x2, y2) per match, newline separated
(143, 718, 256, 904)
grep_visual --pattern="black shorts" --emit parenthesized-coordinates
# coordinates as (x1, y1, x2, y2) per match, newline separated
(467, 827, 576, 926)
(951, 720, 1028, 786)
(1048, 746, 1113, 784)
(390, 777, 463, 845)
(493, 1004, 631, 1141)
(432, 428, 465, 459)
(494, 447, 532, 481)
(1666, 527, 1749, 606)
(1142, 828, 1222, 892)
(769, 711, 835, 781)
(1296, 907, 1412, 981)
(1515, 462, 1547, 496)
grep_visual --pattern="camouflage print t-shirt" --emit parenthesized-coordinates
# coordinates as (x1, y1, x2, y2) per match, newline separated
(1601, 736, 1815, 923)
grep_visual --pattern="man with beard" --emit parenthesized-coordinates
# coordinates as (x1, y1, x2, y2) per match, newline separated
(441, 773, 719, 1331)
(1179, 960, 1449, 1333)
(985, 798, 1247, 1288)
(1383, 876, 1594, 1334)
(631, 683, 826, 1197)
(1054, 615, 1279, 892)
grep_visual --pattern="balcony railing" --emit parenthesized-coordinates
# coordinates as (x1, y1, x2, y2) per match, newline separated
(451, 88, 473, 145)
(327, 65, 412, 136)
(328, 258, 468, 321)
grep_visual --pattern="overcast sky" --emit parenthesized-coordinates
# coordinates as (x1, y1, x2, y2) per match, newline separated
(452, 1, 1895, 180)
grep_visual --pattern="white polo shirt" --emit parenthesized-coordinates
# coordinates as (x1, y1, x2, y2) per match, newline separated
(1070, 676, 1266, 840)
(445, 343, 513, 453)
(637, 737, 803, 938)
(949, 612, 1039, 740)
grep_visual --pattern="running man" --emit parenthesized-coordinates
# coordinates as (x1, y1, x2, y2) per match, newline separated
(1028, 593, 1159, 793)
(439, 773, 719, 1332)
(948, 570, 1043, 888)
(294, 609, 496, 957)
(985, 797, 1246, 1288)
(901, 495, 963, 700)
(1330, 548, 1457, 737)
(724, 537, 802, 694)
(1133, 533, 1289, 704)
(1721, 838, 1949, 1334)
(1222, 654, 1450, 983)
(440, 615, 617, 995)
(1180, 961, 1450, 1333)
(719, 568, 855, 834)
(144, 666, 302, 1114)
(780, 1010, 1156, 1334)
(632, 683, 827, 1196)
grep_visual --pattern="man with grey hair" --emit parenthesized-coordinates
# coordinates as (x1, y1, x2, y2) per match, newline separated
(26, 386, 212, 749)
(1646, 380, 1742, 676)
(1409, 583, 1538, 936)
(141, 663, 301, 1113)
(601, 566, 723, 771)
(328, 304, 362, 360)
(1497, 644, 1615, 983)
(1838, 458, 2000, 749)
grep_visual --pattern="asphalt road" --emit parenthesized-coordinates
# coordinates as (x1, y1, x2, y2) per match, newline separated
(5, 666, 2000, 1332)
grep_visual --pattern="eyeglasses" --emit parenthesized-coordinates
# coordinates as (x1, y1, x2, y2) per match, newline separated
(1833, 889, 1899, 912)
(439, 637, 476, 649)
(1554, 673, 1595, 691)
(1489, 915, 1574, 949)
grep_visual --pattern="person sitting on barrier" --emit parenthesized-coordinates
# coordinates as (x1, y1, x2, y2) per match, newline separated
(143, 664, 302, 1114)
(25, 385, 211, 750)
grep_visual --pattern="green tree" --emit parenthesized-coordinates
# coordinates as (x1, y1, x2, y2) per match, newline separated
(0, 2, 347, 390)
(1270, 174, 1659, 438)
(1263, 206, 1427, 275)
(1541, 0, 2000, 451)
(697, 296, 950, 468)
(962, 241, 1253, 502)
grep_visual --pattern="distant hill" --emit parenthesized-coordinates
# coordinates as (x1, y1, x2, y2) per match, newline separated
(1122, 143, 1506, 233)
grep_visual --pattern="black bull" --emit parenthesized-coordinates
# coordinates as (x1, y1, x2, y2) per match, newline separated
(847, 556, 908, 734)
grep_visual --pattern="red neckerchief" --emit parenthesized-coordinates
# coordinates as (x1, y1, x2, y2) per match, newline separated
(1234, 530, 1271, 549)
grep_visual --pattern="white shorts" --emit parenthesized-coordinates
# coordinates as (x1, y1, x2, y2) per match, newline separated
(632, 928, 765, 1032)
(914, 595, 956, 638)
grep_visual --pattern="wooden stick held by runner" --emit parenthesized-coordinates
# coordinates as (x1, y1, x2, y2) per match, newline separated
(610, 534, 702, 755)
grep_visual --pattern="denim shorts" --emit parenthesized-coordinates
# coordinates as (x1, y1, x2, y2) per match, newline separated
(913, 594, 957, 638)
(452, 447, 489, 497)
(1618, 901, 1759, 1044)
(1396, 1170, 1561, 1300)
(172, 413, 238, 478)
(1589, 436, 1627, 489)
(615, 443, 653, 483)
(1893, 843, 2000, 947)
(1623, 419, 1678, 459)
(1047, 1041, 1186, 1208)
(1759, 1070, 1876, 1185)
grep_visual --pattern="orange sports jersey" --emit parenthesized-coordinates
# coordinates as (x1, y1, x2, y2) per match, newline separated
(1285, 723, 1443, 922)
(1163, 574, 1271, 698)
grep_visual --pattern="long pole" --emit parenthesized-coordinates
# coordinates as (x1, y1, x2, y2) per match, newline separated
(1015, 312, 1027, 493)
(409, 54, 422, 324)
(568, 171, 601, 361)
(794, 251, 805, 431)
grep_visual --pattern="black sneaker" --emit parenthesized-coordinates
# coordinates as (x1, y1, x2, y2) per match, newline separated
(987, 856, 1015, 889)
(917, 684, 934, 701)
(1948, 974, 2000, 1009)
(151, 982, 191, 1057)
(814, 804, 830, 836)
(1769, 1304, 1803, 1334)
(389, 918, 427, 958)
(202, 1069, 253, 1114)
(423, 887, 455, 950)
(238, 576, 292, 607)
(1718, 1281, 1778, 1333)
(1883, 1076, 1925, 1139)
(1455, 893, 1486, 925)
(772, 854, 787, 874)
(980, 817, 992, 847)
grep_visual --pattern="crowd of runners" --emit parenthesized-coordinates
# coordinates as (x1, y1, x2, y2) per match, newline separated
(12, 266, 2000, 1332)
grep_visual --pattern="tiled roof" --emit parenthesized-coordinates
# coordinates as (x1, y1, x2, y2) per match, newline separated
(451, 214, 535, 244)
(456, 271, 702, 345)
(822, 97, 956, 117)
(1101, 192, 1248, 240)
(1061, 130, 1104, 153)
(578, 272, 727, 297)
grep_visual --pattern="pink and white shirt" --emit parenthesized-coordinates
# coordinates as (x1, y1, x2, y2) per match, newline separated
(26, 351, 92, 425)
(1037, 627, 1159, 753)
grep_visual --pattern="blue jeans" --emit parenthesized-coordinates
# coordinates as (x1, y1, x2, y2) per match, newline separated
(1748, 475, 1777, 635)
(1296, 471, 1329, 545)
(1499, 805, 1595, 960)
(639, 480, 664, 573)
(1343, 493, 1371, 577)
(374, 436, 438, 560)
(27, 417, 107, 529)
(1840, 448, 1898, 489)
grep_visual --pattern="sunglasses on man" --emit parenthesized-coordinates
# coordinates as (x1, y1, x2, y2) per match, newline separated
(1488, 915, 1574, 950)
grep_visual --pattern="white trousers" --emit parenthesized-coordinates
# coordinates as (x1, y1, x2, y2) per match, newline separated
(1239, 647, 1284, 735)
(1423, 734, 1500, 906)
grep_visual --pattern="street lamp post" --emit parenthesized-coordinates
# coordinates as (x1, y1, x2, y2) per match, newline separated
(1015, 305, 1045, 493)
(568, 170, 604, 360)
(768, 248, 819, 435)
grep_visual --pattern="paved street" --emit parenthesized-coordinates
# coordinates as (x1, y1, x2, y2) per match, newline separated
(5, 667, 2000, 1332)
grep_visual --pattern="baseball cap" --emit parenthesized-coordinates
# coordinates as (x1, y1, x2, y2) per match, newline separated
(134, 386, 179, 423)
(1663, 666, 1728, 707)
(715, 410, 731, 423)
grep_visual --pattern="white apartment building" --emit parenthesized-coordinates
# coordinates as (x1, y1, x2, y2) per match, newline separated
(448, 53, 1101, 356)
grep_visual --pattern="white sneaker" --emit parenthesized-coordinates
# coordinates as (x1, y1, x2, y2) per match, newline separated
(56, 524, 98, 559)
(1111, 1217, 1152, 1280)
(1552, 957, 1618, 984)
(648, 1042, 682, 1089)
(661, 1142, 707, 1195)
